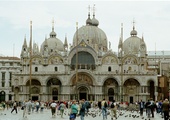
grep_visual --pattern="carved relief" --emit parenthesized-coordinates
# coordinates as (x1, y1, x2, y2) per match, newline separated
(102, 56, 117, 64)
(49, 57, 63, 64)
(124, 57, 137, 64)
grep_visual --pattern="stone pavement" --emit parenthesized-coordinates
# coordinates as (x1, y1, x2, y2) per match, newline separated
(0, 107, 164, 120)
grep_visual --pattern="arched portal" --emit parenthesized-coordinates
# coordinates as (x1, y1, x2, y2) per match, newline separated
(78, 86, 88, 100)
(46, 78, 61, 100)
(71, 73, 93, 100)
(103, 78, 118, 101)
(148, 80, 155, 100)
(124, 78, 140, 103)
(26, 79, 41, 101)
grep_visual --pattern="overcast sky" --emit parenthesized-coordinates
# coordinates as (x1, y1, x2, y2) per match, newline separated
(0, 1, 170, 57)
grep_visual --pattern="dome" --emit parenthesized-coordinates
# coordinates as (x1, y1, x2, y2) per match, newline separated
(73, 25, 107, 51)
(41, 36, 64, 53)
(91, 16, 99, 26)
(123, 36, 146, 55)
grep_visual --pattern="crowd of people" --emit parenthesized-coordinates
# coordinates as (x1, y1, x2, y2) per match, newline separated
(0, 98, 170, 120)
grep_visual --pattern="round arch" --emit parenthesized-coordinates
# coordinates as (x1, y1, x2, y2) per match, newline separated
(103, 78, 119, 101)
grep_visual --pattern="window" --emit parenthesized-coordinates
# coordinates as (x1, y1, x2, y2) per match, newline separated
(108, 66, 111, 72)
(10, 63, 13, 66)
(54, 67, 58, 71)
(2, 81, 5, 87)
(2, 72, 5, 80)
(9, 72, 12, 80)
(35, 67, 38, 72)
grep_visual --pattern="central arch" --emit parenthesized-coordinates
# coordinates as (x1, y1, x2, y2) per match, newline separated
(71, 72, 94, 100)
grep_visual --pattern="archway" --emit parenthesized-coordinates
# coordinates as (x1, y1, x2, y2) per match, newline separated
(103, 78, 118, 101)
(148, 80, 155, 100)
(78, 86, 88, 100)
(26, 79, 41, 100)
(124, 78, 140, 103)
(71, 73, 93, 100)
(47, 78, 61, 100)
(0, 91, 5, 102)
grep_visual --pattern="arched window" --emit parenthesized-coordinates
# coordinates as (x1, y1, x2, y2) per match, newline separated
(108, 66, 111, 72)
(54, 67, 58, 71)
(35, 67, 38, 72)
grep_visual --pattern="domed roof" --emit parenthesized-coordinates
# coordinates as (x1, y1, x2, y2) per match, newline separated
(41, 37, 64, 52)
(73, 25, 107, 51)
(91, 15, 99, 26)
(41, 28, 64, 53)
(123, 27, 146, 55)
(123, 36, 142, 54)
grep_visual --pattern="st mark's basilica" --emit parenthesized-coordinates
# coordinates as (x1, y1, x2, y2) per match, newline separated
(6, 8, 169, 103)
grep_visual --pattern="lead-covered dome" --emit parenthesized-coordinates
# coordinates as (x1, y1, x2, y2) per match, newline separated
(123, 26, 146, 55)
(73, 12, 108, 52)
(40, 27, 64, 54)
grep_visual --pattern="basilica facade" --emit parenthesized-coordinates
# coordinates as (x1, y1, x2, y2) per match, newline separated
(12, 11, 158, 103)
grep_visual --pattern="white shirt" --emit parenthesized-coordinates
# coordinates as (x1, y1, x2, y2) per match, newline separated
(51, 102, 57, 108)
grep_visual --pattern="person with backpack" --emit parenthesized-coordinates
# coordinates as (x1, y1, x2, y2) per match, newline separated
(101, 98, 107, 120)
(79, 99, 86, 120)
(110, 100, 117, 120)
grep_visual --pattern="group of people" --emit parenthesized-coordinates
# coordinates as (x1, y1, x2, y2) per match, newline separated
(1, 98, 170, 120)
(138, 98, 170, 120)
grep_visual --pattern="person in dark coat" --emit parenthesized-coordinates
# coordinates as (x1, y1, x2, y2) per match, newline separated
(79, 99, 86, 120)
(138, 99, 145, 116)
(162, 98, 170, 120)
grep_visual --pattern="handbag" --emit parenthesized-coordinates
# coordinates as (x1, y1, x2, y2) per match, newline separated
(69, 114, 75, 119)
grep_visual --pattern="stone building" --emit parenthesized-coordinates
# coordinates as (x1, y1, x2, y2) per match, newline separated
(0, 57, 20, 102)
(11, 10, 162, 103)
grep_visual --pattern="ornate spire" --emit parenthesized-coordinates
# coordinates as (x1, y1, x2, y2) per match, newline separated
(64, 33, 68, 48)
(86, 5, 92, 25)
(118, 23, 123, 49)
(50, 18, 57, 38)
(23, 35, 27, 47)
(130, 19, 137, 36)
(91, 4, 99, 26)
(29, 21, 32, 56)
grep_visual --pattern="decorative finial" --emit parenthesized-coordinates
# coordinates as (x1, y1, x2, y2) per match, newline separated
(133, 19, 135, 30)
(88, 5, 90, 14)
(52, 18, 54, 31)
(93, 4, 95, 16)
(30, 21, 32, 25)
(76, 22, 78, 29)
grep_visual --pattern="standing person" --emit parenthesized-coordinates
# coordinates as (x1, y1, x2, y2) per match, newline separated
(26, 99, 32, 114)
(138, 99, 145, 117)
(11, 101, 17, 114)
(59, 101, 65, 118)
(70, 100, 78, 120)
(145, 99, 151, 118)
(162, 98, 170, 120)
(149, 98, 155, 118)
(35, 100, 40, 112)
(50, 100, 57, 117)
(101, 98, 107, 120)
(110, 100, 117, 120)
(79, 99, 86, 120)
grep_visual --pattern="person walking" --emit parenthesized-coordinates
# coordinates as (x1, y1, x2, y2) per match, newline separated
(101, 98, 107, 120)
(162, 98, 170, 120)
(50, 100, 57, 117)
(11, 101, 17, 114)
(59, 101, 65, 118)
(110, 100, 117, 120)
(70, 100, 78, 120)
(79, 99, 86, 120)
(138, 99, 145, 117)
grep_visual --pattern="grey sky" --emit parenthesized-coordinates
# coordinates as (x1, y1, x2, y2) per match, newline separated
(0, 1, 169, 57)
